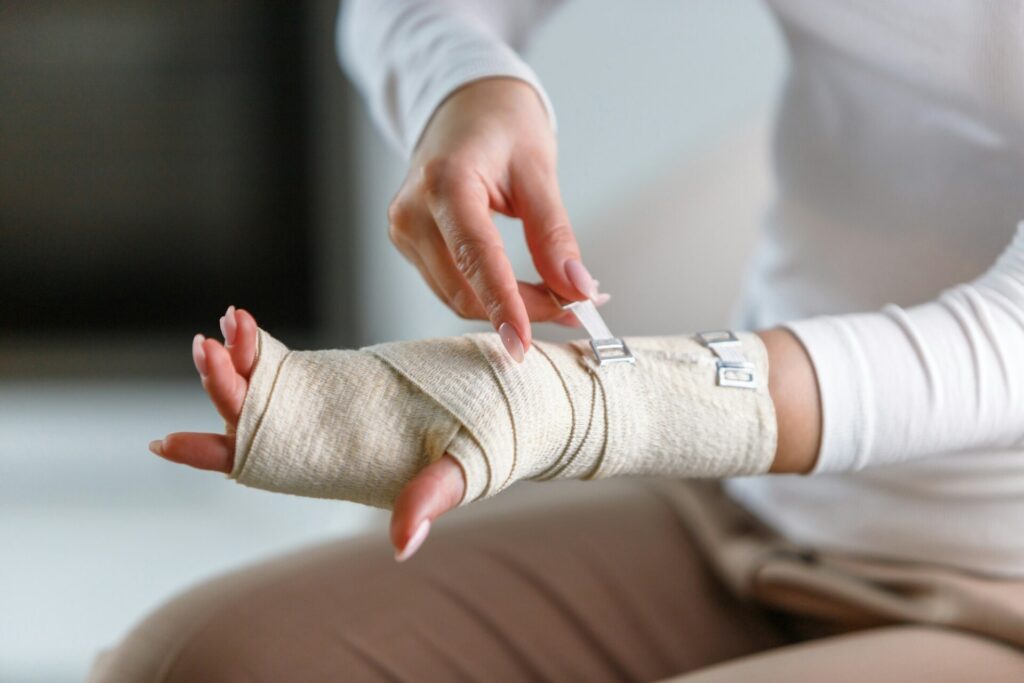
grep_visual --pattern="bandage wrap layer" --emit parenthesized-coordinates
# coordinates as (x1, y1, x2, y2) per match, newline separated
(231, 330, 777, 509)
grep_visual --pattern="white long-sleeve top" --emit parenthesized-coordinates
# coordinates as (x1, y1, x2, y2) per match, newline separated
(339, 0, 1024, 576)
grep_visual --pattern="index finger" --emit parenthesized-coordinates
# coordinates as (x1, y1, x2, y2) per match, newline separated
(424, 170, 532, 356)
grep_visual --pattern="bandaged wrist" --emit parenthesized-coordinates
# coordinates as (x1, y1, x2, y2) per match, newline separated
(231, 329, 777, 509)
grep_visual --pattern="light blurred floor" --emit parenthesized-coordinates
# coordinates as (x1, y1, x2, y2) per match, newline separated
(0, 380, 383, 683)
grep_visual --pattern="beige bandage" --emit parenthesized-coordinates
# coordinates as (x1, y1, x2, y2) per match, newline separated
(231, 330, 777, 509)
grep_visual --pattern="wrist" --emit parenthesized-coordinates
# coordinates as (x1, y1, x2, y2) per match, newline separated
(414, 77, 553, 158)
(757, 328, 821, 474)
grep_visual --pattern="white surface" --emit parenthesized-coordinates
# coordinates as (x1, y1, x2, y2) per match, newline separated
(0, 380, 382, 683)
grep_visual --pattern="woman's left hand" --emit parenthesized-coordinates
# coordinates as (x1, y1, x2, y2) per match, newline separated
(148, 306, 465, 562)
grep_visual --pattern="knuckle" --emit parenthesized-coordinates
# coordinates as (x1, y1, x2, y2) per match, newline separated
(419, 158, 456, 200)
(515, 150, 556, 178)
(483, 284, 518, 322)
(387, 221, 418, 254)
(386, 197, 412, 230)
(481, 298, 504, 323)
(530, 225, 580, 265)
(449, 289, 477, 319)
(534, 222, 576, 252)
(450, 235, 494, 282)
(419, 157, 476, 203)
(386, 220, 403, 248)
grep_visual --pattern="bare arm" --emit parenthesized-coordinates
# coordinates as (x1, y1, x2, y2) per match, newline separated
(759, 328, 821, 474)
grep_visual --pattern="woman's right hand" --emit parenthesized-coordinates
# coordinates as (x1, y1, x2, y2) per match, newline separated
(386, 77, 605, 362)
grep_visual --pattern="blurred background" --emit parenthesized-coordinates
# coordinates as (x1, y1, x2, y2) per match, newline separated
(0, 2, 785, 681)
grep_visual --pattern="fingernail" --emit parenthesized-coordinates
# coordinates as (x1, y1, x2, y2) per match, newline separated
(565, 259, 598, 301)
(498, 322, 525, 363)
(222, 305, 237, 346)
(395, 519, 431, 562)
(192, 334, 208, 376)
(148, 440, 164, 456)
(595, 292, 611, 306)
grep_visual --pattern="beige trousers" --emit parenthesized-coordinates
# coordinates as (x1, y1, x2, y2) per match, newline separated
(90, 479, 1024, 683)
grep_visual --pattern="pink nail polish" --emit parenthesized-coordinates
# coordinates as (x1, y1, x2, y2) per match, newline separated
(395, 519, 431, 562)
(498, 322, 526, 363)
(595, 292, 611, 306)
(565, 259, 598, 301)
(148, 440, 164, 456)
(192, 334, 208, 376)
(222, 305, 237, 346)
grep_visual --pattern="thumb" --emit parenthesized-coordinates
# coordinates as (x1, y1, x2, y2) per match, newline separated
(514, 166, 597, 303)
(390, 454, 466, 561)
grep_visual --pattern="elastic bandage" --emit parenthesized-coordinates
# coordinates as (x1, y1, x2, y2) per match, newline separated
(231, 330, 777, 509)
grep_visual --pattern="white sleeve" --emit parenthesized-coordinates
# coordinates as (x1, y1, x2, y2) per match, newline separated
(786, 222, 1024, 473)
(338, 0, 562, 156)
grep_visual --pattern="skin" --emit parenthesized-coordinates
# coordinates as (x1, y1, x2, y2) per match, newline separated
(150, 307, 821, 561)
(387, 77, 608, 357)
(151, 78, 822, 561)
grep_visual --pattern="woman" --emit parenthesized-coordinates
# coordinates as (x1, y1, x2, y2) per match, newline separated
(94, 1, 1024, 680)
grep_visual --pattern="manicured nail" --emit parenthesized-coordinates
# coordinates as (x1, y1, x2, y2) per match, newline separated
(192, 334, 208, 376)
(595, 292, 611, 306)
(221, 305, 237, 346)
(565, 259, 598, 301)
(148, 440, 164, 456)
(498, 322, 525, 363)
(395, 519, 431, 562)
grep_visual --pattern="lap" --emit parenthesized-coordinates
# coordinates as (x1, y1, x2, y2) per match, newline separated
(91, 478, 792, 683)
(663, 626, 1024, 683)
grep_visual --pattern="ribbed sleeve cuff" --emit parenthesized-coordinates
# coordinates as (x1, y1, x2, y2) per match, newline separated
(784, 316, 874, 473)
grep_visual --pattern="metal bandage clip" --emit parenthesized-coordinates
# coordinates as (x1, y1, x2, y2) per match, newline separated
(696, 330, 757, 389)
(557, 296, 635, 367)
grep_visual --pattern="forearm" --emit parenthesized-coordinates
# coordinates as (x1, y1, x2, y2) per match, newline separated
(758, 328, 821, 474)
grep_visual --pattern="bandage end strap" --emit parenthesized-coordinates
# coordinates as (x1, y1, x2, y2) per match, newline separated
(696, 330, 758, 389)
(559, 298, 635, 367)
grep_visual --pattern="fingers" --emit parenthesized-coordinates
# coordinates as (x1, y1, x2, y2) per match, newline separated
(421, 163, 532, 358)
(516, 281, 573, 321)
(390, 454, 466, 562)
(196, 336, 247, 425)
(514, 164, 597, 302)
(229, 308, 258, 378)
(151, 307, 255, 475)
(402, 224, 567, 322)
(219, 305, 237, 346)
(401, 221, 489, 319)
(150, 432, 233, 473)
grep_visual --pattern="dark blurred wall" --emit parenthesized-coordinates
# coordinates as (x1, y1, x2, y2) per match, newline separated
(0, 1, 365, 378)
(0, 2, 320, 339)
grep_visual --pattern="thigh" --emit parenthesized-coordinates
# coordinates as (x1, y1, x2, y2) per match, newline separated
(92, 479, 793, 683)
(664, 626, 1024, 683)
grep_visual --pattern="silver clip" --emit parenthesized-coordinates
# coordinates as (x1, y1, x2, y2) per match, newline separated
(696, 330, 757, 389)
(557, 296, 635, 367)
